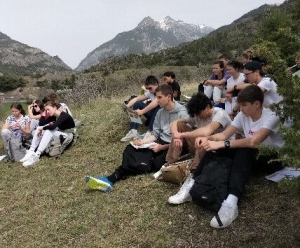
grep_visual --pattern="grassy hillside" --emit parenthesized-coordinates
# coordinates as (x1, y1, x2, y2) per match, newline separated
(0, 83, 299, 247)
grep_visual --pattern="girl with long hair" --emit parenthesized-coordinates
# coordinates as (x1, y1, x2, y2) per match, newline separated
(20, 100, 75, 167)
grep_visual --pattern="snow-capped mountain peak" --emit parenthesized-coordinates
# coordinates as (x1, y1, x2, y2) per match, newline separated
(76, 16, 214, 71)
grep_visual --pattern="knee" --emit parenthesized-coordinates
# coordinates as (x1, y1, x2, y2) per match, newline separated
(177, 122, 191, 132)
(132, 101, 143, 110)
(43, 130, 52, 136)
(1, 129, 11, 137)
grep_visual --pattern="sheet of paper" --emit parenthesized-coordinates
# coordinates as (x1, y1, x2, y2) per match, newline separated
(265, 167, 300, 182)
(127, 109, 142, 124)
(130, 141, 155, 149)
(0, 155, 7, 161)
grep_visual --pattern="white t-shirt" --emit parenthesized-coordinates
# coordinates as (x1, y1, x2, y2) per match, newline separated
(224, 97, 237, 115)
(144, 91, 156, 101)
(232, 108, 284, 147)
(258, 77, 283, 108)
(185, 107, 232, 134)
(226, 73, 245, 89)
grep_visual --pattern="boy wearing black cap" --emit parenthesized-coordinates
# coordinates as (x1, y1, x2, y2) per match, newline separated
(228, 61, 282, 109)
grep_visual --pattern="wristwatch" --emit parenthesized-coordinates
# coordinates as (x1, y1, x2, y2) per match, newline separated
(224, 140, 230, 149)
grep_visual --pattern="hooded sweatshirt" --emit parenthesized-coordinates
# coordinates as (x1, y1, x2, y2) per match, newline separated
(152, 101, 188, 143)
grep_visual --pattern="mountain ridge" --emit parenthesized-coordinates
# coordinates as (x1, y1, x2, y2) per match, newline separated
(75, 16, 213, 71)
(0, 31, 72, 75)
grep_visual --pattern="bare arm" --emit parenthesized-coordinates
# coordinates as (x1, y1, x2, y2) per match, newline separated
(2, 123, 9, 130)
(27, 104, 41, 119)
(135, 99, 158, 115)
(227, 82, 250, 93)
(181, 121, 222, 139)
(205, 77, 227, 86)
(126, 95, 147, 108)
(170, 119, 187, 136)
(201, 127, 273, 151)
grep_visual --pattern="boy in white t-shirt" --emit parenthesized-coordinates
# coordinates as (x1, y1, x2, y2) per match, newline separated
(195, 85, 284, 228)
(166, 92, 232, 204)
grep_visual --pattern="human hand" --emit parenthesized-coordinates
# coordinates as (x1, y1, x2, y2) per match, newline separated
(132, 138, 143, 146)
(134, 109, 144, 116)
(37, 127, 43, 137)
(9, 122, 19, 129)
(200, 140, 223, 151)
(173, 138, 183, 148)
(172, 131, 181, 140)
(194, 137, 208, 149)
(149, 143, 160, 152)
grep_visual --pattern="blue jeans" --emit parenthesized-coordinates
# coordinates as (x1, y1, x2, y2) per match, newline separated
(130, 101, 160, 131)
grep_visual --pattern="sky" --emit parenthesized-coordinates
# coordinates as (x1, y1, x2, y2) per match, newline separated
(0, 0, 285, 69)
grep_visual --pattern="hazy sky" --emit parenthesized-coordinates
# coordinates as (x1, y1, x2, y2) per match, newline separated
(0, 0, 285, 69)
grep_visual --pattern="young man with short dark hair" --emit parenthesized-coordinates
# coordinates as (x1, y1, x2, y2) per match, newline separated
(163, 71, 181, 101)
(85, 84, 189, 192)
(121, 75, 160, 142)
(196, 85, 284, 228)
(166, 92, 232, 204)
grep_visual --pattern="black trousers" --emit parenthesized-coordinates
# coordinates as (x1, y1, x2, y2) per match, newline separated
(193, 148, 283, 199)
(108, 141, 169, 184)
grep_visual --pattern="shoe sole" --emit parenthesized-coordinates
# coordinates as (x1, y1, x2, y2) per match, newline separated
(210, 211, 238, 228)
(22, 160, 39, 167)
(168, 196, 192, 205)
(85, 176, 112, 192)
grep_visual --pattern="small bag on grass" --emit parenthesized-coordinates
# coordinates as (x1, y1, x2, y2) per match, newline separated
(6, 136, 26, 162)
(160, 156, 194, 184)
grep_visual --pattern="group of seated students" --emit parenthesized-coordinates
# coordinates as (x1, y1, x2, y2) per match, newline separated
(120, 71, 181, 142)
(1, 93, 75, 166)
(85, 55, 286, 229)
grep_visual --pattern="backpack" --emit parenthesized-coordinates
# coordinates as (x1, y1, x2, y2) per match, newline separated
(121, 144, 153, 174)
(44, 133, 74, 157)
(6, 136, 27, 162)
(189, 154, 233, 212)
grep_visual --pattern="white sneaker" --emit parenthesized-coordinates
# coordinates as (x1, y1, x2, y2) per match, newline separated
(19, 150, 35, 163)
(22, 153, 40, 167)
(210, 201, 238, 228)
(168, 173, 194, 204)
(120, 129, 138, 142)
(153, 165, 165, 179)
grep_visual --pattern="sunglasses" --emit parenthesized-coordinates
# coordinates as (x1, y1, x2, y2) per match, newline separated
(146, 87, 153, 90)
(33, 105, 38, 108)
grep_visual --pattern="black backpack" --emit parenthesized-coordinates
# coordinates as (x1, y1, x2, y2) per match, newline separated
(121, 144, 153, 174)
(189, 154, 233, 212)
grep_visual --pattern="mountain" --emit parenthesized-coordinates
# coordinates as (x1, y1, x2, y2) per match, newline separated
(75, 16, 213, 71)
(0, 32, 72, 75)
(86, 3, 285, 73)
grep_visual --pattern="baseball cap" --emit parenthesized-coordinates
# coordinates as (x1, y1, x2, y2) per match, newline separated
(244, 61, 262, 71)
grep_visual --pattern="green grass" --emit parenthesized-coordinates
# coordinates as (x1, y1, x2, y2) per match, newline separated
(0, 83, 299, 247)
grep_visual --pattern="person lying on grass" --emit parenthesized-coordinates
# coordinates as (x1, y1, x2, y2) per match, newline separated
(85, 84, 189, 192)
(194, 85, 284, 229)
